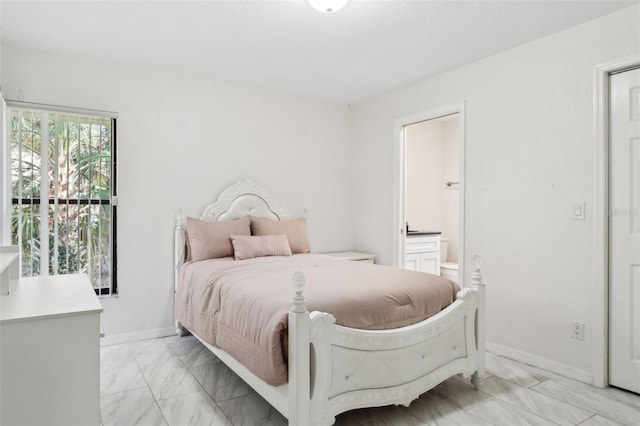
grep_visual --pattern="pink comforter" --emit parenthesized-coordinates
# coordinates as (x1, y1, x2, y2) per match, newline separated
(175, 254, 459, 386)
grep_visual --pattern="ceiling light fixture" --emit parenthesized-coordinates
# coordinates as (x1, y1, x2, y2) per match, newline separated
(308, 0, 348, 14)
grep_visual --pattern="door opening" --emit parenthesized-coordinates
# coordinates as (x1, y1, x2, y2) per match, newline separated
(393, 102, 465, 283)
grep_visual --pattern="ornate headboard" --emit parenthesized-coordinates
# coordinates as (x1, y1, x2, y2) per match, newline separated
(174, 180, 292, 289)
(199, 179, 290, 222)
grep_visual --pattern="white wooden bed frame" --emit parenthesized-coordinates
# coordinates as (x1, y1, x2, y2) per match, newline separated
(174, 179, 485, 426)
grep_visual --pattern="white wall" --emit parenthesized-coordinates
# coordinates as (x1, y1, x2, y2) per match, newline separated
(1, 44, 355, 339)
(352, 5, 640, 380)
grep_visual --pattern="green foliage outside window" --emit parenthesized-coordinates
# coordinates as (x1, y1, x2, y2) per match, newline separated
(10, 108, 115, 293)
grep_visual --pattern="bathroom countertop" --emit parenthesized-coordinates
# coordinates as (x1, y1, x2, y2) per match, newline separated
(406, 231, 442, 236)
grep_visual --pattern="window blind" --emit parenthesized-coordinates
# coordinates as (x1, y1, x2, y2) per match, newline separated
(8, 105, 117, 295)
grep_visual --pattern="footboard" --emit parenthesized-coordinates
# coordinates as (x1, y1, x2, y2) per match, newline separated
(311, 289, 477, 424)
(288, 259, 485, 426)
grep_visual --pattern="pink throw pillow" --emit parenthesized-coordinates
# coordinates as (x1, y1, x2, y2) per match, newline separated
(187, 216, 250, 261)
(250, 216, 310, 254)
(230, 234, 292, 260)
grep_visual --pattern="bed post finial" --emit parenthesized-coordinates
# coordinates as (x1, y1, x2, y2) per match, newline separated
(292, 271, 307, 314)
(175, 208, 186, 229)
(470, 255, 486, 387)
(470, 255, 483, 287)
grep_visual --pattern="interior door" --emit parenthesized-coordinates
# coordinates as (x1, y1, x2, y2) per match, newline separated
(609, 67, 640, 394)
(405, 253, 419, 271)
(420, 252, 439, 275)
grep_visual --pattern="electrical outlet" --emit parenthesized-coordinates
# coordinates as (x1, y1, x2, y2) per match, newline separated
(570, 321, 585, 340)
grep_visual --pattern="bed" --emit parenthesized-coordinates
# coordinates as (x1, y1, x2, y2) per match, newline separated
(174, 179, 485, 426)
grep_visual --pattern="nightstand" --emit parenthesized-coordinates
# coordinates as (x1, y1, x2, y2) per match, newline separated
(325, 251, 376, 264)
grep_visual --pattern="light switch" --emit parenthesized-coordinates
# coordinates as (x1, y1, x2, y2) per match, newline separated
(572, 202, 585, 221)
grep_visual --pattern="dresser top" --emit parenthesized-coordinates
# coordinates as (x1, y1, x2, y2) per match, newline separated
(1, 274, 103, 324)
(0, 252, 19, 274)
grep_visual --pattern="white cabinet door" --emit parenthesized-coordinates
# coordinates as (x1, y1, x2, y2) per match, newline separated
(609, 68, 640, 394)
(420, 252, 440, 275)
(405, 253, 420, 271)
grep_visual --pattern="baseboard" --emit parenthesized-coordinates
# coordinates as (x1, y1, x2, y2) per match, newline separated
(486, 341, 592, 385)
(100, 326, 176, 346)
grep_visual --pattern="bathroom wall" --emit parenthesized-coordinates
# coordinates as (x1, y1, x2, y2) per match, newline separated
(406, 115, 459, 263)
(441, 117, 459, 263)
(406, 119, 444, 232)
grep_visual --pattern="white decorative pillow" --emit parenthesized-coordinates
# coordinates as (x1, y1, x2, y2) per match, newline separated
(250, 216, 310, 254)
(187, 216, 251, 261)
(230, 234, 292, 260)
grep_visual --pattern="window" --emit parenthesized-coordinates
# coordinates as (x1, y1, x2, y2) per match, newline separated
(8, 104, 117, 295)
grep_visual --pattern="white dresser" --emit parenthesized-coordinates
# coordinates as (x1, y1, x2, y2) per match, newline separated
(0, 273, 103, 426)
(405, 234, 441, 275)
(0, 246, 19, 295)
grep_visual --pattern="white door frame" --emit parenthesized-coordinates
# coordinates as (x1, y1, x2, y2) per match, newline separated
(593, 54, 640, 388)
(392, 101, 466, 279)
(0, 93, 9, 245)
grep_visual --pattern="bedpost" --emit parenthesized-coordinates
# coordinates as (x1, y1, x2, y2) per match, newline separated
(289, 271, 311, 426)
(174, 209, 188, 336)
(470, 255, 486, 388)
(174, 209, 186, 291)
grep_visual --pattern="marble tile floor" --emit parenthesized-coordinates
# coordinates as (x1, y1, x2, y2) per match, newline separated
(100, 335, 640, 426)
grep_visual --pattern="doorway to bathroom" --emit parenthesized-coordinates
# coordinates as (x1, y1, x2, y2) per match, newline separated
(393, 102, 465, 284)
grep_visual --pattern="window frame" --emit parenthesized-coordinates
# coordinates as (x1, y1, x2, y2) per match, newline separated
(4, 101, 118, 296)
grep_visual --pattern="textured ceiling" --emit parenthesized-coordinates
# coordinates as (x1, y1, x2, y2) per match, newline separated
(1, 0, 637, 104)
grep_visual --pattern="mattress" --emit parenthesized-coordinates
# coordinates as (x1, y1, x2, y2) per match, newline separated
(175, 253, 459, 386)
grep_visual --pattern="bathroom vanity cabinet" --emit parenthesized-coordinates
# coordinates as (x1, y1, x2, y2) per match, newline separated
(405, 233, 441, 275)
